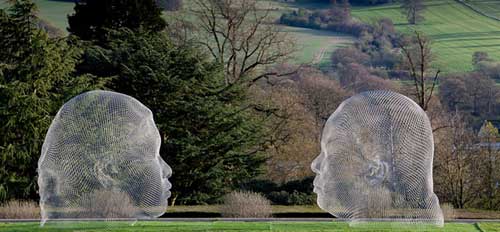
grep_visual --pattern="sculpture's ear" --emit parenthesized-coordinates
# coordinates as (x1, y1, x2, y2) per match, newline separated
(364, 160, 388, 186)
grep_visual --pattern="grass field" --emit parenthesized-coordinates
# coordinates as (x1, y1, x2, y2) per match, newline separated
(350, 0, 500, 73)
(464, 0, 500, 18)
(1, 221, 499, 232)
(284, 26, 353, 67)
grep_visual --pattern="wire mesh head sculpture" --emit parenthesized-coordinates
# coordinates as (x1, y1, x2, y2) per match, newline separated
(38, 90, 171, 224)
(311, 91, 443, 226)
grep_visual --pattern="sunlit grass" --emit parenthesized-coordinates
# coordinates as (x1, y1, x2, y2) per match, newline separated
(0, 221, 496, 232)
(351, 0, 500, 73)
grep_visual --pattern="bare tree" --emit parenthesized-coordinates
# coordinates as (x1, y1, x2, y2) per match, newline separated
(257, 85, 319, 183)
(192, 0, 296, 86)
(401, 0, 425, 25)
(296, 68, 351, 131)
(399, 31, 439, 111)
(433, 113, 481, 208)
(337, 63, 396, 93)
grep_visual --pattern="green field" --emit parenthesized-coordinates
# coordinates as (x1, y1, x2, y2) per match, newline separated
(284, 26, 353, 67)
(1, 221, 499, 232)
(350, 0, 500, 73)
(464, 0, 500, 18)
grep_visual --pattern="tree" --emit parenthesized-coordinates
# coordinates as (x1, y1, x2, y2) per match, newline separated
(472, 51, 492, 66)
(463, 73, 498, 117)
(477, 121, 500, 209)
(67, 0, 166, 43)
(398, 31, 439, 111)
(156, 0, 183, 11)
(337, 62, 396, 93)
(331, 47, 370, 67)
(192, 0, 295, 85)
(0, 0, 104, 202)
(254, 84, 318, 183)
(433, 113, 482, 208)
(296, 68, 351, 130)
(439, 75, 468, 112)
(401, 0, 425, 25)
(80, 30, 266, 205)
(439, 73, 498, 117)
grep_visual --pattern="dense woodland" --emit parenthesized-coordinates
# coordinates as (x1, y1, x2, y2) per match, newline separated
(1, 0, 500, 211)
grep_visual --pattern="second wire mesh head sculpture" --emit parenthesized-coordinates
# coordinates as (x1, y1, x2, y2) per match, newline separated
(311, 91, 443, 226)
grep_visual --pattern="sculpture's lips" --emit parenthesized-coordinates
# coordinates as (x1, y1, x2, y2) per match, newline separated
(313, 176, 322, 193)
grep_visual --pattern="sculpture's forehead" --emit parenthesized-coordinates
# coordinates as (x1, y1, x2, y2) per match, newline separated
(321, 91, 430, 148)
(41, 91, 160, 163)
(60, 91, 152, 120)
(327, 92, 424, 127)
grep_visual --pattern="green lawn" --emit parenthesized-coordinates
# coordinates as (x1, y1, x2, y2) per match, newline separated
(283, 26, 353, 67)
(1, 221, 498, 232)
(351, 0, 500, 73)
(464, 0, 500, 18)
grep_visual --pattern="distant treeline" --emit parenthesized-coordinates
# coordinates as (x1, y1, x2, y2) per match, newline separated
(280, 7, 370, 37)
(294, 0, 393, 6)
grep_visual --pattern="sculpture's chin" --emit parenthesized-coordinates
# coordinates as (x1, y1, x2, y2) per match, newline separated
(315, 193, 328, 213)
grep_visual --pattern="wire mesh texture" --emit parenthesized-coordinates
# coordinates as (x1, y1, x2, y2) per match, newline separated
(311, 90, 444, 227)
(38, 90, 171, 225)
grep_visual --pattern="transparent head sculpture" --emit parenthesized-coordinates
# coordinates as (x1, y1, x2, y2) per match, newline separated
(38, 90, 171, 224)
(311, 91, 443, 226)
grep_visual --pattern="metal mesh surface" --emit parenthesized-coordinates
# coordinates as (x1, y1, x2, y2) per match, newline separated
(38, 90, 171, 224)
(311, 91, 443, 226)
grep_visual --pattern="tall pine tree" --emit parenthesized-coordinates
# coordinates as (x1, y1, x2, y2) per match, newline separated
(67, 0, 166, 43)
(0, 0, 105, 202)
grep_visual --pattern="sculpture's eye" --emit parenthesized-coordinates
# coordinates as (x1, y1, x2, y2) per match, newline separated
(364, 160, 388, 186)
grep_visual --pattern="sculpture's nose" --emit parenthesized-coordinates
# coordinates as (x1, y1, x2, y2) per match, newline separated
(311, 152, 325, 174)
(160, 158, 172, 179)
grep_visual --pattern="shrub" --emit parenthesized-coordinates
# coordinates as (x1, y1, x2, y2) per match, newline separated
(220, 191, 272, 218)
(441, 203, 457, 220)
(76, 190, 138, 218)
(240, 177, 315, 205)
(267, 191, 290, 205)
(0, 200, 40, 219)
(288, 191, 315, 205)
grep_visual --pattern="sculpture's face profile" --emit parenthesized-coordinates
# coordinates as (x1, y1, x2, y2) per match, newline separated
(311, 91, 443, 225)
(38, 90, 171, 222)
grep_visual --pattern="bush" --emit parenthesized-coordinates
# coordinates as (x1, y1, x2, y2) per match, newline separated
(239, 179, 278, 193)
(239, 177, 315, 205)
(75, 190, 138, 218)
(0, 200, 39, 219)
(441, 203, 457, 221)
(288, 191, 315, 205)
(220, 191, 272, 218)
(267, 191, 290, 205)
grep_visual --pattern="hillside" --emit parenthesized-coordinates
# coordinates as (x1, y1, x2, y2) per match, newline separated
(3, 0, 500, 73)
(351, 0, 500, 73)
(464, 0, 500, 19)
(0, 0, 353, 68)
